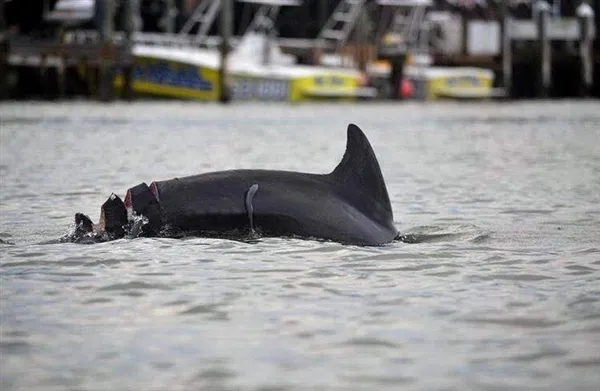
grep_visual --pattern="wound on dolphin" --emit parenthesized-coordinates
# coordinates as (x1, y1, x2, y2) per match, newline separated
(67, 124, 398, 246)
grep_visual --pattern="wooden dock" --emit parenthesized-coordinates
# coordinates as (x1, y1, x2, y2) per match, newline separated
(1, 0, 597, 101)
(1, 0, 136, 101)
(7, 36, 133, 100)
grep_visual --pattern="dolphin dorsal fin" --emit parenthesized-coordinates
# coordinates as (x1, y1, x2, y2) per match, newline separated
(330, 124, 394, 226)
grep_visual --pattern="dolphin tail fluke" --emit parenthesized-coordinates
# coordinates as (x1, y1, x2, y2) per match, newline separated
(330, 124, 394, 229)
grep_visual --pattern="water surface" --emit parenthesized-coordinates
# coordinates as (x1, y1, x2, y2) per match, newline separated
(1, 101, 599, 391)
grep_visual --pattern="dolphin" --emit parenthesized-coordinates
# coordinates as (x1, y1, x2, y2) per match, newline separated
(68, 124, 398, 246)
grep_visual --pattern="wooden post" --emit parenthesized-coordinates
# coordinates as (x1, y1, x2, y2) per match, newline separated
(312, 45, 322, 66)
(501, 1, 513, 98)
(122, 0, 139, 100)
(57, 58, 66, 99)
(164, 0, 177, 34)
(355, 9, 368, 72)
(534, 0, 551, 98)
(219, 0, 232, 103)
(98, 0, 115, 102)
(318, 0, 328, 33)
(461, 13, 468, 58)
(552, 0, 561, 17)
(267, 23, 277, 66)
(40, 55, 48, 99)
(0, 0, 8, 100)
(262, 16, 273, 66)
(576, 2, 594, 97)
(389, 55, 406, 100)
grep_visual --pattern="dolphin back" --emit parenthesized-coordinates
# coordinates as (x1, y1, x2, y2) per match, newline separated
(329, 124, 395, 235)
(67, 124, 398, 246)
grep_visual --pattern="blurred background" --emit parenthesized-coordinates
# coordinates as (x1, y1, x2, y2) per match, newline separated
(1, 0, 598, 102)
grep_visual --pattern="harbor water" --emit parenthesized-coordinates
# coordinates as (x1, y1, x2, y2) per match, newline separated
(1, 101, 599, 391)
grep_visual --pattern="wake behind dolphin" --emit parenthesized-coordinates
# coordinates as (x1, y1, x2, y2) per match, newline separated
(66, 124, 398, 246)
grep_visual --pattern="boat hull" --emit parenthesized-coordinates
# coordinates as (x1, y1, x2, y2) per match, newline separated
(405, 66, 495, 101)
(114, 46, 371, 103)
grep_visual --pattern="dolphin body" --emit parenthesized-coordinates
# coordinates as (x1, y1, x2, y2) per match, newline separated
(70, 124, 398, 246)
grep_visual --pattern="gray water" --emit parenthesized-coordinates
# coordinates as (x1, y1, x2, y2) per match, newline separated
(1, 101, 599, 391)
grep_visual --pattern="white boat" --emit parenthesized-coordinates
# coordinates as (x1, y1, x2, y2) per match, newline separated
(367, 56, 496, 101)
(115, 0, 376, 102)
(405, 64, 496, 100)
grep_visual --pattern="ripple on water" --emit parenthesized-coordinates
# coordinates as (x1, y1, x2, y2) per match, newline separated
(2, 330, 29, 338)
(568, 295, 600, 306)
(97, 281, 173, 291)
(509, 348, 569, 363)
(341, 375, 415, 386)
(355, 263, 453, 272)
(564, 265, 597, 275)
(163, 299, 191, 307)
(566, 358, 600, 368)
(178, 303, 230, 321)
(251, 268, 305, 274)
(78, 299, 112, 307)
(84, 258, 133, 267)
(0, 340, 31, 355)
(343, 337, 402, 349)
(499, 209, 555, 215)
(8, 251, 48, 259)
(2, 102, 600, 391)
(458, 316, 564, 328)
(576, 247, 599, 254)
(470, 273, 555, 281)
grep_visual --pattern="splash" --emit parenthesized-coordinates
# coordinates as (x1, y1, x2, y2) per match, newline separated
(397, 224, 489, 244)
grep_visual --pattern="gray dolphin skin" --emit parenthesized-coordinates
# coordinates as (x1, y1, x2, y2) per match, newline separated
(69, 124, 398, 246)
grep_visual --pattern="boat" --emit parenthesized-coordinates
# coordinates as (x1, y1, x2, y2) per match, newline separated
(367, 56, 496, 101)
(405, 64, 495, 101)
(115, 33, 373, 102)
(113, 0, 375, 103)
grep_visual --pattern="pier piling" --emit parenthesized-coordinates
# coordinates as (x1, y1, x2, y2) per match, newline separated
(501, 1, 513, 98)
(534, 0, 551, 98)
(577, 2, 594, 97)
(97, 0, 115, 102)
(390, 56, 406, 100)
(57, 58, 66, 99)
(0, 0, 7, 100)
(39, 55, 48, 99)
(219, 0, 233, 104)
(164, 0, 177, 34)
(121, 0, 139, 101)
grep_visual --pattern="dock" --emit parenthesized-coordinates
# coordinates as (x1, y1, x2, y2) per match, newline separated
(1, 0, 598, 101)
(2, 0, 136, 101)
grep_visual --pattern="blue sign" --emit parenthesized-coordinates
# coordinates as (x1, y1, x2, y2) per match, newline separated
(134, 61, 213, 91)
(232, 78, 289, 101)
(446, 76, 481, 88)
(314, 75, 346, 86)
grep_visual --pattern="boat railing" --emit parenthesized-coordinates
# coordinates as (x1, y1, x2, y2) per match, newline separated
(64, 29, 231, 49)
(377, 0, 434, 55)
(63, 29, 333, 52)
